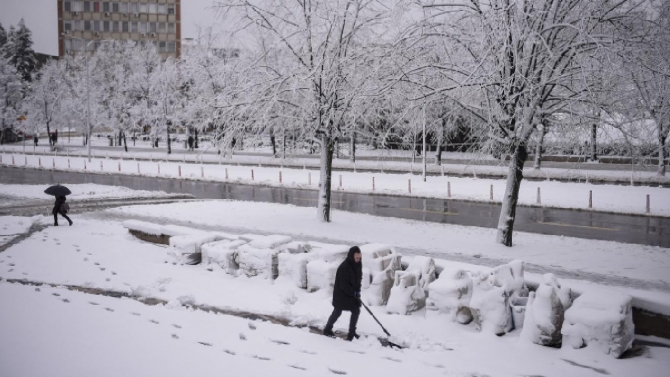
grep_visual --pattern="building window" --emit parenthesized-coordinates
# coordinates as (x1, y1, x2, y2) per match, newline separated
(103, 2, 110, 12)
(168, 23, 175, 34)
(64, 20, 72, 31)
(159, 41, 166, 53)
(167, 5, 175, 15)
(75, 20, 84, 31)
(64, 1, 71, 12)
(64, 39, 72, 51)
(93, 20, 100, 31)
(139, 22, 147, 34)
(112, 2, 119, 13)
(112, 21, 119, 32)
(73, 1, 84, 12)
(149, 22, 157, 33)
(148, 4, 157, 14)
(130, 21, 138, 33)
(139, 3, 147, 13)
(130, 3, 138, 14)
(168, 41, 176, 53)
(103, 20, 110, 32)
(122, 21, 129, 33)
(158, 22, 166, 34)
(158, 4, 166, 14)
(120, 2, 128, 13)
(83, 1, 90, 12)
(94, 1, 100, 12)
(84, 20, 91, 31)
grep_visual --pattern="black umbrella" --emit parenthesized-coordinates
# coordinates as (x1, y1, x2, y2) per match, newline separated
(44, 185, 72, 197)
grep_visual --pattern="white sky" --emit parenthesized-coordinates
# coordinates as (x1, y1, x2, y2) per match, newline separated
(0, 0, 224, 55)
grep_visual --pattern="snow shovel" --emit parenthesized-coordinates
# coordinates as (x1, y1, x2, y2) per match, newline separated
(361, 301, 403, 349)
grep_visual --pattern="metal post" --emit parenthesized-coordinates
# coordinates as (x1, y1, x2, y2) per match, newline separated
(372, 176, 375, 192)
(448, 181, 451, 198)
(408, 179, 412, 194)
(279, 171, 282, 184)
(179, 165, 182, 177)
(589, 190, 592, 209)
(646, 194, 650, 214)
(422, 103, 427, 182)
(537, 187, 541, 205)
(308, 172, 311, 185)
(339, 175, 342, 189)
(225, 168, 228, 180)
(490, 185, 493, 201)
(201, 166, 204, 178)
(138, 163, 140, 174)
(85, 41, 92, 162)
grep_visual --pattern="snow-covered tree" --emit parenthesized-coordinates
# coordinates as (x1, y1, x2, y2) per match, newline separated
(26, 60, 68, 149)
(0, 57, 25, 144)
(5, 19, 38, 82)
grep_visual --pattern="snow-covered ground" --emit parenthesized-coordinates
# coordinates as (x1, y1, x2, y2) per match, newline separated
(0, 216, 36, 247)
(0, 183, 180, 202)
(2, 152, 669, 217)
(1, 213, 668, 376)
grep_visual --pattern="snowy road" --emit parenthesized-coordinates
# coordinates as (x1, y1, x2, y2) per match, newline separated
(2, 166, 669, 247)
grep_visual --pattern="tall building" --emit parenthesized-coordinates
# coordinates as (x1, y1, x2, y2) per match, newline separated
(57, 1, 181, 58)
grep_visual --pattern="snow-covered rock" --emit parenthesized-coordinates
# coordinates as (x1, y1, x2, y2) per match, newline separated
(360, 244, 401, 306)
(201, 239, 247, 274)
(469, 272, 513, 335)
(386, 257, 436, 315)
(427, 269, 473, 324)
(489, 260, 528, 299)
(520, 283, 565, 347)
(168, 234, 226, 265)
(277, 252, 315, 289)
(561, 291, 634, 358)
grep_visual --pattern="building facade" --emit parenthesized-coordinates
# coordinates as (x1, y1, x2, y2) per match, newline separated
(57, 0, 181, 58)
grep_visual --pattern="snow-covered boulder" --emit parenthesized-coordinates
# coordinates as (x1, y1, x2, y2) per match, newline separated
(168, 234, 226, 265)
(520, 282, 565, 347)
(235, 244, 283, 279)
(489, 260, 528, 299)
(201, 239, 248, 274)
(360, 244, 402, 306)
(277, 252, 315, 289)
(561, 291, 634, 358)
(386, 257, 436, 315)
(427, 269, 473, 324)
(469, 272, 513, 335)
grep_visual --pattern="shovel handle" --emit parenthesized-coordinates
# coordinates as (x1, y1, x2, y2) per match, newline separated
(361, 301, 392, 337)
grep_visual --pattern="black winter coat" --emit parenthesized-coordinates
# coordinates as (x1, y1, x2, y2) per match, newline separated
(332, 248, 363, 311)
(52, 196, 66, 215)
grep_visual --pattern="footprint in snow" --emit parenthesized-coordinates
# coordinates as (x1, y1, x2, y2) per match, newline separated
(62, 299, 70, 303)
(56, 243, 61, 246)
(172, 334, 179, 339)
(328, 368, 347, 375)
(252, 355, 271, 361)
(0, 260, 4, 264)
(34, 288, 40, 292)
(248, 322, 257, 330)
(99, 267, 105, 271)
(8, 263, 14, 266)
(105, 278, 111, 282)
(131, 312, 141, 316)
(52, 293, 61, 297)
(89, 302, 100, 306)
(172, 324, 182, 329)
(111, 271, 117, 275)
(84, 258, 88, 262)
(289, 365, 307, 371)
(198, 342, 213, 347)
(383, 357, 402, 363)
(270, 339, 290, 346)
(299, 350, 317, 355)
(223, 349, 236, 356)
(7, 269, 13, 272)
(348, 350, 365, 355)
(105, 308, 114, 312)
(22, 272, 28, 276)
(94, 263, 100, 266)
(149, 319, 159, 324)
(239, 333, 247, 341)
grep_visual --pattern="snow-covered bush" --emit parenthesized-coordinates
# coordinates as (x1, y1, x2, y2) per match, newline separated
(360, 244, 402, 306)
(427, 269, 473, 324)
(386, 257, 436, 315)
(168, 234, 226, 265)
(469, 271, 513, 335)
(201, 239, 248, 274)
(561, 291, 634, 358)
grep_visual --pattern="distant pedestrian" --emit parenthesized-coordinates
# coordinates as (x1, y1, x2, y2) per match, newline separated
(323, 246, 363, 341)
(33, 133, 38, 147)
(188, 135, 194, 151)
(52, 195, 73, 226)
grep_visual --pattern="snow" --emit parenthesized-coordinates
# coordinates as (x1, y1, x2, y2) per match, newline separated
(107, 200, 670, 316)
(427, 269, 474, 324)
(562, 291, 636, 358)
(3, 150, 670, 217)
(1, 214, 669, 376)
(469, 272, 514, 335)
(201, 239, 246, 274)
(0, 183, 177, 201)
(386, 256, 436, 315)
(277, 252, 315, 289)
(235, 244, 281, 279)
(360, 243, 402, 306)
(168, 234, 225, 264)
(521, 276, 566, 347)
(0, 215, 37, 246)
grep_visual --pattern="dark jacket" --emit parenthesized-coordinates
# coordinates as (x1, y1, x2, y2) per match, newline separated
(332, 247, 363, 311)
(52, 196, 66, 215)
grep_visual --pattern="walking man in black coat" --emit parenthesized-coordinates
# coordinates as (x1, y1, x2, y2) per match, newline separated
(52, 195, 73, 226)
(324, 246, 363, 341)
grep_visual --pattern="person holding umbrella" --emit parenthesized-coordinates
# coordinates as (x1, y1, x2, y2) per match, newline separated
(45, 185, 73, 226)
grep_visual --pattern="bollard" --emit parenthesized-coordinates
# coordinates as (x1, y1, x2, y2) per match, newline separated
(339, 175, 342, 189)
(38, 157, 41, 167)
(448, 181, 451, 198)
(158, 164, 161, 175)
(537, 187, 541, 205)
(178, 165, 182, 177)
(225, 168, 229, 180)
(279, 171, 282, 184)
(84, 161, 87, 170)
(201, 166, 204, 178)
(0, 154, 2, 164)
(308, 172, 311, 185)
(589, 190, 592, 209)
(68, 159, 70, 169)
(183, 155, 186, 163)
(24, 156, 27, 165)
(408, 179, 412, 194)
(303, 161, 306, 170)
(441, 166, 445, 176)
(118, 162, 121, 172)
(490, 185, 493, 201)
(138, 163, 141, 174)
(100, 161, 103, 171)
(52, 158, 55, 169)
(646, 194, 650, 214)
(12, 155, 15, 165)
(372, 176, 375, 191)
(251, 169, 254, 180)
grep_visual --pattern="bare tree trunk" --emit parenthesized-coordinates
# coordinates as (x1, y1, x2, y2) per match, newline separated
(435, 124, 443, 166)
(533, 121, 548, 170)
(496, 142, 528, 247)
(659, 127, 668, 176)
(590, 124, 598, 162)
(350, 131, 356, 163)
(194, 128, 199, 149)
(282, 131, 286, 159)
(166, 125, 172, 155)
(270, 129, 277, 157)
(122, 131, 128, 153)
(317, 133, 334, 222)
